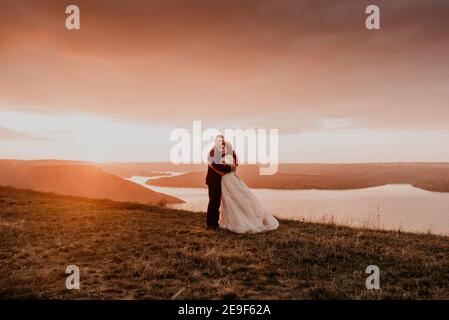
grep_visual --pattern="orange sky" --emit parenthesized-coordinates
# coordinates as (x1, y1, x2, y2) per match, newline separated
(1, 0, 449, 162)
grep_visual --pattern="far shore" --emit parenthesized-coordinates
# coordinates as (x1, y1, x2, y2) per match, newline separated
(142, 162, 449, 193)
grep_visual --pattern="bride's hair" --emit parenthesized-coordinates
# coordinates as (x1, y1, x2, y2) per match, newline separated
(223, 141, 233, 154)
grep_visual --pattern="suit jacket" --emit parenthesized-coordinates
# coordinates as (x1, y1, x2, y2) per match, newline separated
(205, 147, 237, 185)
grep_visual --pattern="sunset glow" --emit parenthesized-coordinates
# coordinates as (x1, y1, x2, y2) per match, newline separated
(1, 0, 449, 162)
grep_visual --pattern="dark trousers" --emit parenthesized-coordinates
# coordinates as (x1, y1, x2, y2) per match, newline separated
(206, 183, 222, 227)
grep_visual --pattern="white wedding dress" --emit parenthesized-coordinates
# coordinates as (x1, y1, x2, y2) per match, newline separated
(220, 172, 279, 234)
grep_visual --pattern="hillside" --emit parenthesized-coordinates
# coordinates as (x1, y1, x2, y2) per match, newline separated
(147, 171, 387, 190)
(0, 160, 182, 205)
(146, 163, 449, 192)
(0, 186, 448, 299)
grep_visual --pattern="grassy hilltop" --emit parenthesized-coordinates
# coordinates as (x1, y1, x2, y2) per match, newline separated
(0, 186, 448, 299)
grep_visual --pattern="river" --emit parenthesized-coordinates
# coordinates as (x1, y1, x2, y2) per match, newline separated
(126, 175, 449, 235)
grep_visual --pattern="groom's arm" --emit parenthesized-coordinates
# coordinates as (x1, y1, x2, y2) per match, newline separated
(209, 164, 225, 176)
(210, 162, 232, 174)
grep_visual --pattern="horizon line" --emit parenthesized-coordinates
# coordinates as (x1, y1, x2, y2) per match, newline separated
(1, 158, 449, 165)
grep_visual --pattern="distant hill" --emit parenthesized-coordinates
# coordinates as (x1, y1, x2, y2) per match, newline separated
(3, 160, 449, 195)
(145, 162, 449, 192)
(0, 160, 182, 205)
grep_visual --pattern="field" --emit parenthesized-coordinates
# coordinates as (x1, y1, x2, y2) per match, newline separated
(1, 186, 448, 299)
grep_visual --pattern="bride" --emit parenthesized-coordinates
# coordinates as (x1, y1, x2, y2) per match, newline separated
(209, 141, 279, 234)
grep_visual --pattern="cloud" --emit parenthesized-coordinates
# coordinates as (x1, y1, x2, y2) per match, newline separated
(0, 0, 448, 132)
(0, 127, 44, 141)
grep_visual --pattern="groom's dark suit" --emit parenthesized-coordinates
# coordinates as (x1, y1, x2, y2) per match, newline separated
(205, 146, 237, 228)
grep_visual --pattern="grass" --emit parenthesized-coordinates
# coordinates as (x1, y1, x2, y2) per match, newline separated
(0, 186, 448, 299)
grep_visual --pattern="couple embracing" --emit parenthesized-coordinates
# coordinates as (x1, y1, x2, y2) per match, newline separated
(205, 135, 279, 234)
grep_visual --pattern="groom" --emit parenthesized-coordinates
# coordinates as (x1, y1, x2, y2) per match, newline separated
(205, 135, 237, 229)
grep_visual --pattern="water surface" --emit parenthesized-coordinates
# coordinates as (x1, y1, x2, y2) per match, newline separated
(127, 175, 449, 235)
